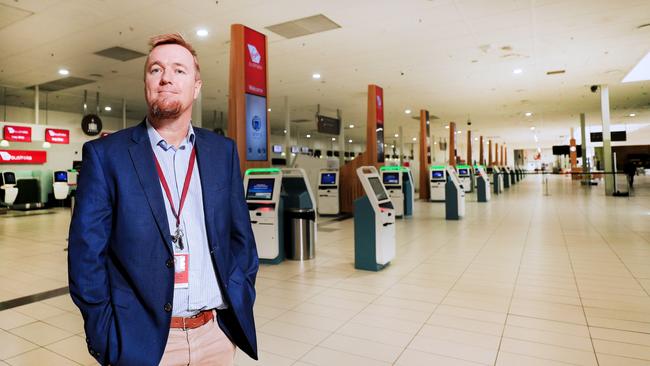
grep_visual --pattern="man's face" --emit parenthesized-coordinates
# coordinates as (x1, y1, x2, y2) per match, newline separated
(144, 44, 202, 120)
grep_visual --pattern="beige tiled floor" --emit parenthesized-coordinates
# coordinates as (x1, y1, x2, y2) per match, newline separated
(1, 174, 649, 365)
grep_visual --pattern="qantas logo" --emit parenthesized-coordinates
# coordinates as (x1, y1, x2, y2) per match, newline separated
(247, 44, 261, 64)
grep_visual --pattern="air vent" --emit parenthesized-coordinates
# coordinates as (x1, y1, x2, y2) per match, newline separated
(266, 14, 341, 39)
(94, 46, 146, 61)
(0, 3, 33, 30)
(546, 70, 566, 75)
(28, 77, 95, 92)
(291, 118, 312, 123)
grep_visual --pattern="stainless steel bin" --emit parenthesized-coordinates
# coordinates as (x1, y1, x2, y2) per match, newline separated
(285, 208, 315, 260)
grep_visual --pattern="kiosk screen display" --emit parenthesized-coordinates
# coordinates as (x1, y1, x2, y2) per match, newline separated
(431, 171, 444, 179)
(272, 145, 282, 153)
(3, 172, 16, 185)
(458, 168, 468, 175)
(246, 179, 275, 200)
(54, 171, 68, 182)
(291, 146, 299, 153)
(382, 172, 399, 185)
(245, 93, 268, 161)
(368, 177, 389, 201)
(321, 173, 336, 185)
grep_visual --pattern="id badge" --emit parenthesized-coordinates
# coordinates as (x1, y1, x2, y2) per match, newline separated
(174, 254, 189, 289)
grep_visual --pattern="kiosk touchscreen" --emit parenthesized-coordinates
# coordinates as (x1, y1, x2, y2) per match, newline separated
(445, 166, 466, 220)
(354, 166, 396, 271)
(380, 167, 404, 217)
(0, 171, 18, 206)
(456, 164, 473, 193)
(429, 166, 446, 201)
(475, 166, 491, 202)
(317, 169, 339, 215)
(244, 169, 284, 263)
(53, 171, 70, 200)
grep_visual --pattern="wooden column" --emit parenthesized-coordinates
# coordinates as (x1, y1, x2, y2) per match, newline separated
(419, 110, 430, 200)
(488, 140, 493, 167)
(365, 85, 383, 166)
(448, 122, 456, 167)
(227, 24, 270, 174)
(467, 130, 472, 166)
(500, 145, 504, 165)
(505, 146, 508, 165)
(479, 136, 484, 165)
(569, 128, 577, 169)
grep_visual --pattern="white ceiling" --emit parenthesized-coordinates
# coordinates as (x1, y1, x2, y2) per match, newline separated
(1, 0, 649, 150)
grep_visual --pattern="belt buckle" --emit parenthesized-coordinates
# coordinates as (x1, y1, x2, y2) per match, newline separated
(182, 317, 188, 331)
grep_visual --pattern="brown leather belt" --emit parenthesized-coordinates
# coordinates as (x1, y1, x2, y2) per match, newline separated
(170, 310, 214, 330)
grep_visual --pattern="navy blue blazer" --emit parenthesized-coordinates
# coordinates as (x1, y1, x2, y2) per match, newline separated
(68, 121, 259, 365)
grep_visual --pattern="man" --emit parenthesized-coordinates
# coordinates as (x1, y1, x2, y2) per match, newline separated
(68, 33, 258, 366)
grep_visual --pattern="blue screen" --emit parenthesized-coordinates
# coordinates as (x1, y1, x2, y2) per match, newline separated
(458, 169, 468, 175)
(246, 179, 274, 200)
(382, 172, 399, 185)
(245, 93, 267, 161)
(321, 173, 336, 185)
(432, 171, 444, 179)
(54, 171, 68, 182)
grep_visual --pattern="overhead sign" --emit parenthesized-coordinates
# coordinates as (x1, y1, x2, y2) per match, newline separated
(375, 86, 385, 163)
(45, 128, 70, 144)
(0, 149, 47, 164)
(3, 125, 32, 142)
(590, 131, 626, 142)
(244, 27, 267, 97)
(317, 115, 341, 135)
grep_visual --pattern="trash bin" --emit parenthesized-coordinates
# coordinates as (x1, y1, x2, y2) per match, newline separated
(285, 208, 315, 260)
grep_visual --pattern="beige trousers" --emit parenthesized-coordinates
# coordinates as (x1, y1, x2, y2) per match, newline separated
(159, 312, 235, 366)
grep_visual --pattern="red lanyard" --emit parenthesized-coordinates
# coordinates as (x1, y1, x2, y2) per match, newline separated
(153, 146, 197, 229)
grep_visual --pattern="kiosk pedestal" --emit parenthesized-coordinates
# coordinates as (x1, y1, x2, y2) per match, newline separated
(476, 167, 491, 203)
(380, 167, 404, 217)
(244, 169, 284, 264)
(445, 167, 466, 220)
(502, 167, 510, 189)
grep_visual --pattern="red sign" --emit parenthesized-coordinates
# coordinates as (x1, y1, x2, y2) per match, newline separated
(45, 128, 70, 144)
(3, 125, 32, 142)
(244, 27, 267, 97)
(0, 150, 47, 164)
(375, 86, 384, 163)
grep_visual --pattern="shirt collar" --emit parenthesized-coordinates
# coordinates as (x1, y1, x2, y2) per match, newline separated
(146, 119, 195, 152)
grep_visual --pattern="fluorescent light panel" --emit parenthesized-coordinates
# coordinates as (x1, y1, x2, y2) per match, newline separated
(622, 51, 650, 83)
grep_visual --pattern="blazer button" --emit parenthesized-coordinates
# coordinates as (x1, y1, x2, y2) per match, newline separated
(164, 302, 172, 312)
(166, 259, 174, 268)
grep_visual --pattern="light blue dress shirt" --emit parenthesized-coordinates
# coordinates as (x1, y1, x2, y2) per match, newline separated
(146, 121, 225, 317)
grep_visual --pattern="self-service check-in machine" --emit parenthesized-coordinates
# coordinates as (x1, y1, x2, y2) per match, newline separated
(380, 167, 404, 217)
(244, 168, 284, 263)
(354, 166, 396, 271)
(508, 167, 516, 185)
(488, 167, 501, 194)
(429, 165, 447, 201)
(53, 171, 70, 200)
(0, 171, 18, 207)
(475, 166, 491, 202)
(502, 167, 510, 189)
(445, 166, 466, 220)
(402, 167, 414, 217)
(317, 169, 339, 215)
(456, 164, 473, 193)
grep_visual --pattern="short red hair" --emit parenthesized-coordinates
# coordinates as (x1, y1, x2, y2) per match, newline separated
(145, 33, 201, 80)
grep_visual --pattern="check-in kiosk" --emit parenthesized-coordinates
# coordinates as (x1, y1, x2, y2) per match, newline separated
(53, 171, 70, 200)
(445, 166, 466, 220)
(488, 167, 501, 194)
(354, 166, 396, 271)
(456, 164, 473, 193)
(475, 166, 491, 202)
(402, 167, 414, 217)
(509, 167, 516, 185)
(244, 168, 284, 264)
(502, 167, 510, 189)
(380, 167, 404, 217)
(0, 171, 18, 207)
(429, 165, 446, 201)
(317, 169, 339, 215)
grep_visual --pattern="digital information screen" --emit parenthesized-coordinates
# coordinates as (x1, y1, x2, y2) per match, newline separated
(368, 177, 389, 202)
(3, 172, 16, 185)
(458, 169, 468, 175)
(272, 145, 283, 153)
(245, 93, 268, 161)
(382, 172, 399, 185)
(432, 171, 444, 179)
(54, 171, 68, 182)
(321, 173, 336, 185)
(245, 178, 275, 200)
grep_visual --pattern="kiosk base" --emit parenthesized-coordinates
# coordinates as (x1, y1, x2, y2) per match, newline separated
(354, 196, 390, 272)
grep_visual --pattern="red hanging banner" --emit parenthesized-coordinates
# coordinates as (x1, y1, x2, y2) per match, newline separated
(243, 27, 267, 97)
(0, 149, 47, 164)
(3, 125, 32, 142)
(45, 128, 70, 144)
(375, 86, 385, 163)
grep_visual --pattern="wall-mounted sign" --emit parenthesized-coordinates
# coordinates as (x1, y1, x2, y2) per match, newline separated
(375, 86, 385, 163)
(45, 128, 70, 144)
(0, 149, 47, 164)
(3, 125, 32, 142)
(81, 114, 103, 136)
(244, 27, 267, 97)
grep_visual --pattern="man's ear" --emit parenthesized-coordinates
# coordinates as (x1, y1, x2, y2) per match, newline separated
(193, 79, 203, 100)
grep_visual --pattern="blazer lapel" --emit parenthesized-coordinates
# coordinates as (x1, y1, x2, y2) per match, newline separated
(195, 129, 227, 249)
(128, 121, 173, 255)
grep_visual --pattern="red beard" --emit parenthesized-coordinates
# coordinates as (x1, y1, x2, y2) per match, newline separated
(149, 96, 182, 120)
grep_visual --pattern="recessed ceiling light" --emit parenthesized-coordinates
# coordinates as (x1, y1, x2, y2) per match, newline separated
(474, 137, 478, 141)
(0, 139, 10, 147)
(283, 129, 287, 134)
(306, 134, 311, 138)
(629, 113, 636, 117)
(530, 126, 536, 130)
(312, 73, 321, 79)
(347, 124, 353, 129)
(412, 137, 417, 141)
(445, 125, 449, 129)
(104, 106, 112, 111)
(404, 109, 411, 114)
(42, 141, 51, 149)
(267, 108, 271, 112)
(457, 130, 462, 134)
(196, 29, 209, 37)
(331, 137, 336, 141)
(434, 142, 437, 145)
(58, 68, 69, 76)
(394, 133, 399, 138)
(513, 68, 523, 74)
(525, 112, 533, 117)
(623, 51, 650, 83)
(348, 139, 352, 143)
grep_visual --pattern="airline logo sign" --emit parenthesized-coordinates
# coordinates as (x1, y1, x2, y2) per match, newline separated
(0, 150, 47, 164)
(45, 128, 70, 144)
(244, 27, 267, 97)
(3, 125, 32, 142)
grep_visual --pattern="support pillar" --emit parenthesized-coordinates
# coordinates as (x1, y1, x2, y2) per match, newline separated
(191, 91, 202, 127)
(601, 85, 614, 195)
(580, 113, 590, 182)
(467, 130, 472, 166)
(479, 136, 484, 165)
(284, 96, 290, 165)
(488, 140, 493, 167)
(34, 85, 40, 125)
(419, 110, 430, 200)
(448, 122, 456, 167)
